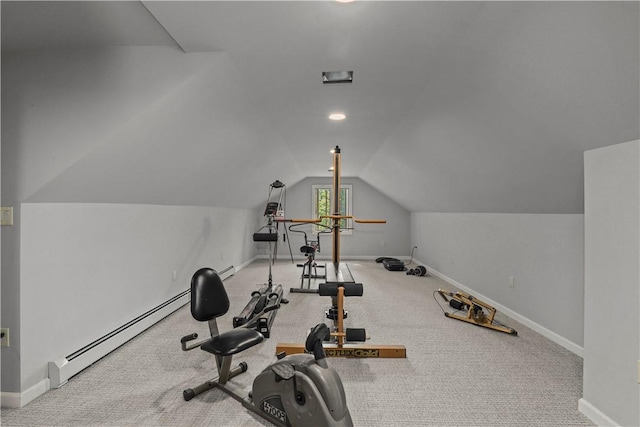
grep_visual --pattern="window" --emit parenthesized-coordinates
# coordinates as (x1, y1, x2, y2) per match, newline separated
(312, 184, 352, 234)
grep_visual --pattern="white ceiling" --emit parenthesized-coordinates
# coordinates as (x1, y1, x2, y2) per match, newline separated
(2, 1, 638, 213)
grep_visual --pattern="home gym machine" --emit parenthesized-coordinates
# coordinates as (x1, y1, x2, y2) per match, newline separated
(254, 179, 293, 261)
(276, 146, 407, 358)
(435, 288, 517, 335)
(232, 282, 286, 338)
(180, 268, 353, 427)
(235, 180, 291, 337)
(288, 222, 332, 293)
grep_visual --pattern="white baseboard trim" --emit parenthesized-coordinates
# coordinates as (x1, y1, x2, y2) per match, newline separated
(0, 392, 21, 408)
(1, 378, 50, 408)
(236, 256, 258, 271)
(49, 292, 191, 389)
(578, 398, 620, 426)
(424, 262, 584, 357)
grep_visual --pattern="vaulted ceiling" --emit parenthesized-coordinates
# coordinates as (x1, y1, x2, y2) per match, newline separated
(2, 1, 638, 213)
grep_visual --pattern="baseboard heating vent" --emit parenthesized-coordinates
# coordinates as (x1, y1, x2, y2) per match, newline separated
(48, 265, 234, 389)
(218, 265, 235, 280)
(48, 291, 188, 388)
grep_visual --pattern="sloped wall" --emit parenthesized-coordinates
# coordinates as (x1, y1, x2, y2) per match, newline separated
(1, 46, 270, 397)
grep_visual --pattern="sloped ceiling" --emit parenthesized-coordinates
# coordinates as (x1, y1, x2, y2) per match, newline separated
(2, 1, 638, 213)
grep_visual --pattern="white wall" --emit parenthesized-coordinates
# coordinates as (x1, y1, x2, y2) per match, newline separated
(19, 203, 258, 392)
(411, 212, 584, 352)
(276, 177, 411, 260)
(581, 140, 639, 427)
(1, 45, 278, 396)
(1, 46, 225, 394)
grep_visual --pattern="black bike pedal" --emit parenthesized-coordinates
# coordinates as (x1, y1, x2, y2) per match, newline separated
(272, 363, 295, 381)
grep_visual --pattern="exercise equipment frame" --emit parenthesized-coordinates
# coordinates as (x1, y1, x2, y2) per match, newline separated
(181, 268, 353, 427)
(288, 222, 331, 294)
(436, 288, 517, 335)
(276, 146, 406, 358)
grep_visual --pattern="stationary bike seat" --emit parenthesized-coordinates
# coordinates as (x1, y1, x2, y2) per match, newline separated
(300, 245, 315, 255)
(201, 328, 264, 356)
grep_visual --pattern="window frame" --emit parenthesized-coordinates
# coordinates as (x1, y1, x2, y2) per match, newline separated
(311, 184, 353, 235)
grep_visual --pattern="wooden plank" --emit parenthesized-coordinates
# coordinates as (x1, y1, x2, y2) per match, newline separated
(276, 343, 406, 359)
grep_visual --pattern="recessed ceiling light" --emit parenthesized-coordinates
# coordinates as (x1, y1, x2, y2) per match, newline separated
(322, 71, 353, 85)
(336, 0, 355, 3)
(329, 113, 346, 121)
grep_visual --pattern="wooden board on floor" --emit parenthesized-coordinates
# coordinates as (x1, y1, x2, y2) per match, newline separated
(276, 342, 406, 358)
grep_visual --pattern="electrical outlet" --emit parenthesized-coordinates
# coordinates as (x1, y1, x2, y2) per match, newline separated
(172, 271, 177, 281)
(509, 276, 515, 288)
(0, 207, 13, 226)
(1, 328, 9, 347)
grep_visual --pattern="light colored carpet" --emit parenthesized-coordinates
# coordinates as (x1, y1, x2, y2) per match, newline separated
(1, 260, 593, 426)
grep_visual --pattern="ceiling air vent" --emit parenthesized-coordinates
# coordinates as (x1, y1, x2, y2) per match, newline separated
(322, 71, 353, 84)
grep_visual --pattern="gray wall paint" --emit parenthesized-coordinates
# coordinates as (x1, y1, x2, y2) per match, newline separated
(1, 47, 210, 203)
(0, 208, 21, 393)
(1, 13, 631, 413)
(1, 47, 302, 209)
(271, 177, 411, 260)
(19, 203, 258, 391)
(0, 46, 266, 394)
(411, 212, 584, 349)
(583, 140, 639, 426)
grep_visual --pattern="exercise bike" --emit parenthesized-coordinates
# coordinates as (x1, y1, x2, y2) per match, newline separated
(181, 268, 353, 427)
(288, 222, 332, 293)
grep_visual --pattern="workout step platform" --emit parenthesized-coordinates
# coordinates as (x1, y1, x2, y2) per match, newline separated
(383, 259, 406, 271)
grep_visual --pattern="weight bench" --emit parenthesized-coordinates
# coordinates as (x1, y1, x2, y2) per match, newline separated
(319, 281, 366, 343)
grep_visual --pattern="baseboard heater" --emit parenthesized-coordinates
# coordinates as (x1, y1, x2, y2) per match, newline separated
(48, 265, 235, 389)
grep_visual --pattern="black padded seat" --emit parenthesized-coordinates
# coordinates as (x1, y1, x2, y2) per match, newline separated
(201, 328, 264, 356)
(300, 245, 315, 255)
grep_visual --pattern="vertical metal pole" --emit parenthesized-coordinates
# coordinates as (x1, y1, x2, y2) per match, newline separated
(337, 286, 345, 346)
(267, 214, 273, 286)
(332, 146, 341, 265)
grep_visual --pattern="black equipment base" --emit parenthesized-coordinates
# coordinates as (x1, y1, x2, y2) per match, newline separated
(380, 258, 406, 271)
